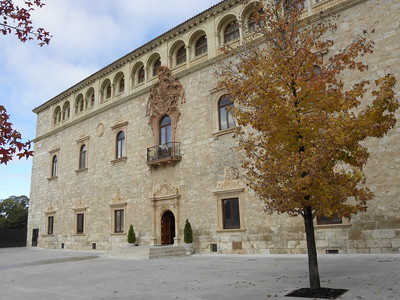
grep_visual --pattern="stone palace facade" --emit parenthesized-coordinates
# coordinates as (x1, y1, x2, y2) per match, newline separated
(28, 0, 400, 254)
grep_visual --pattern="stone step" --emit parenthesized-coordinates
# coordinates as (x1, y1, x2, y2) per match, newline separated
(108, 245, 187, 259)
(149, 245, 186, 259)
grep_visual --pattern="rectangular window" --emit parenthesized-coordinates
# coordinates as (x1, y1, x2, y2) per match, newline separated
(223, 198, 240, 229)
(317, 213, 342, 225)
(114, 209, 124, 233)
(47, 216, 54, 235)
(76, 213, 84, 234)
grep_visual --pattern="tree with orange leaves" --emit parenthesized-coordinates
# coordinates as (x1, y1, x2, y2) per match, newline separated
(217, 0, 398, 293)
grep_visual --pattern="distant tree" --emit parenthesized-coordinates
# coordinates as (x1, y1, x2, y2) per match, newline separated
(0, 0, 51, 164)
(218, 0, 398, 291)
(0, 195, 29, 228)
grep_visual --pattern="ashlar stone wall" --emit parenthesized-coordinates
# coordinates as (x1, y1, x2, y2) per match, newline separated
(28, 0, 400, 255)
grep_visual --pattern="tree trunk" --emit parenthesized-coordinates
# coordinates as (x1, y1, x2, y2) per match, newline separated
(303, 205, 321, 290)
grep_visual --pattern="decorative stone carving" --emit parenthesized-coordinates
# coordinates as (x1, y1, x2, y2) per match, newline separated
(96, 123, 105, 137)
(146, 66, 185, 120)
(216, 167, 243, 191)
(73, 200, 87, 211)
(112, 189, 125, 203)
(153, 182, 179, 198)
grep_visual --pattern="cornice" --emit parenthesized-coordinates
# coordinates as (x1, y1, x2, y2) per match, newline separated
(33, 0, 371, 133)
(33, 0, 235, 114)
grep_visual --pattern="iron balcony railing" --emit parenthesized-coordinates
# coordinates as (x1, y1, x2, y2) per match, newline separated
(147, 142, 181, 164)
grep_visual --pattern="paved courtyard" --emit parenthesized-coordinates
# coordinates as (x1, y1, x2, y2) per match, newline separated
(0, 247, 399, 299)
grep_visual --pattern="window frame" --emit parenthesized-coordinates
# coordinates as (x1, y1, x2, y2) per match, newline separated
(53, 106, 61, 125)
(47, 216, 54, 235)
(62, 102, 70, 121)
(51, 155, 58, 177)
(118, 76, 125, 93)
(116, 131, 125, 159)
(79, 144, 87, 169)
(222, 197, 241, 230)
(159, 115, 172, 145)
(153, 58, 161, 77)
(218, 95, 235, 130)
(114, 209, 124, 233)
(224, 20, 240, 43)
(214, 187, 245, 232)
(176, 45, 187, 65)
(137, 66, 145, 84)
(195, 35, 208, 56)
(316, 213, 343, 225)
(76, 213, 84, 234)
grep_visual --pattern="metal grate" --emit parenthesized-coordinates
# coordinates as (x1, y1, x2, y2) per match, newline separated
(210, 243, 218, 252)
(326, 249, 339, 254)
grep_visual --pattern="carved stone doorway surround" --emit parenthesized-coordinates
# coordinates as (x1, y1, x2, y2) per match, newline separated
(149, 182, 181, 246)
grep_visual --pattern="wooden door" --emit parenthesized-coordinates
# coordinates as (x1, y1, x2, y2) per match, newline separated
(161, 211, 175, 245)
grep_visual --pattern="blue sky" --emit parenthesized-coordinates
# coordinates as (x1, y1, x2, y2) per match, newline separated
(0, 0, 221, 200)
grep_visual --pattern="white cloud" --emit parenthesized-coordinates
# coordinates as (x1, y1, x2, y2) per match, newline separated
(0, 0, 221, 199)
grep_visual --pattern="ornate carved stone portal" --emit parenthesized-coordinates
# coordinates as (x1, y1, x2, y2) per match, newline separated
(149, 181, 181, 245)
(146, 66, 185, 145)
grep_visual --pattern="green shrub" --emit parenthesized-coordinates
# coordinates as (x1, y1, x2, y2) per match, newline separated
(184, 219, 193, 243)
(127, 224, 136, 244)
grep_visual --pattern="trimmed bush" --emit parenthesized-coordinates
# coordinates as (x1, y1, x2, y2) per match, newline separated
(127, 224, 136, 244)
(184, 219, 193, 244)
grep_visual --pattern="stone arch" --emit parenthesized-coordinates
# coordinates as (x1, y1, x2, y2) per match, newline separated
(85, 87, 95, 109)
(150, 182, 181, 245)
(146, 52, 162, 79)
(169, 39, 186, 68)
(113, 71, 125, 95)
(216, 14, 240, 46)
(131, 61, 145, 86)
(100, 78, 112, 103)
(241, 1, 262, 30)
(188, 29, 208, 59)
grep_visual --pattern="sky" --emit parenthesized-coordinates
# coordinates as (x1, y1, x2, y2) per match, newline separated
(0, 0, 222, 200)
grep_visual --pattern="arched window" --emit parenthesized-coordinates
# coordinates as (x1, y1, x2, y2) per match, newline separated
(118, 76, 125, 93)
(62, 102, 70, 121)
(90, 93, 95, 107)
(195, 35, 207, 56)
(248, 9, 264, 31)
(106, 84, 112, 99)
(218, 96, 235, 130)
(176, 46, 186, 65)
(75, 96, 84, 114)
(79, 144, 86, 169)
(159, 115, 172, 145)
(153, 58, 161, 77)
(53, 107, 61, 125)
(224, 20, 240, 43)
(138, 66, 145, 83)
(51, 155, 58, 177)
(116, 131, 125, 159)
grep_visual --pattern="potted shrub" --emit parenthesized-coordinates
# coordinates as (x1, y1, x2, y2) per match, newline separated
(127, 224, 136, 246)
(183, 219, 194, 255)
